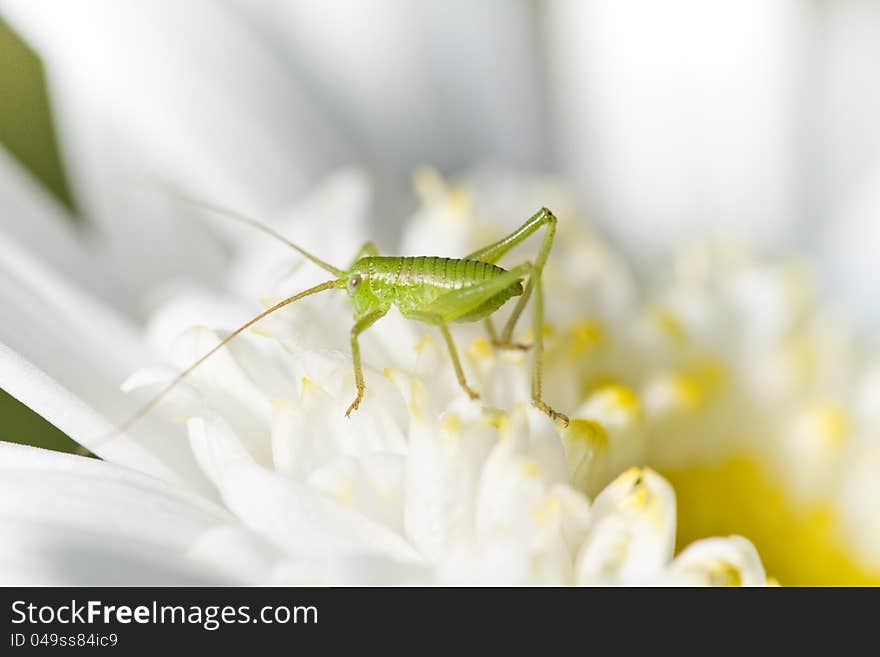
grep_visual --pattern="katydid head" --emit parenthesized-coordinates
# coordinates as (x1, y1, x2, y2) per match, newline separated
(344, 261, 382, 317)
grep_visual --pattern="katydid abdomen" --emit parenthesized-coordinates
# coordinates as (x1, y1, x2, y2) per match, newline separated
(352, 256, 524, 323)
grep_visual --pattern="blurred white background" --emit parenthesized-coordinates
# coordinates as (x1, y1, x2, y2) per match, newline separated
(0, 0, 878, 327)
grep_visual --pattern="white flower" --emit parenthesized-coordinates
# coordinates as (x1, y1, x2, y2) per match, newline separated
(1, 2, 878, 585)
(0, 165, 774, 585)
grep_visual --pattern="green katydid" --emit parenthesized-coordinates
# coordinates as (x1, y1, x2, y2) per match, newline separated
(117, 199, 570, 435)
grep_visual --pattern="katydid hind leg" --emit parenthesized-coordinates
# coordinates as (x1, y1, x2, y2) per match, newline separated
(499, 208, 557, 347)
(465, 207, 558, 349)
(466, 206, 568, 424)
(483, 317, 528, 351)
(530, 269, 569, 427)
(464, 207, 556, 265)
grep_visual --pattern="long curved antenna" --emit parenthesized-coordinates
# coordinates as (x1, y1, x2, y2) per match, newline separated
(112, 278, 340, 438)
(171, 190, 344, 277)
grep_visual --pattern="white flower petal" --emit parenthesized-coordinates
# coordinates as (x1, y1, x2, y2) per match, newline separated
(271, 554, 431, 586)
(0, 233, 215, 495)
(576, 467, 676, 585)
(404, 406, 498, 560)
(0, 0, 358, 322)
(0, 442, 230, 585)
(307, 453, 406, 535)
(2, 0, 350, 202)
(439, 537, 548, 586)
(0, 149, 129, 308)
(187, 524, 286, 584)
(668, 535, 767, 586)
(191, 512, 431, 587)
(475, 410, 568, 539)
(269, 350, 409, 480)
(187, 415, 422, 564)
(441, 484, 590, 586)
(567, 385, 646, 496)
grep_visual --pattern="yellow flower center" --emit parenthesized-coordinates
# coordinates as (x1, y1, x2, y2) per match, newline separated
(662, 454, 880, 585)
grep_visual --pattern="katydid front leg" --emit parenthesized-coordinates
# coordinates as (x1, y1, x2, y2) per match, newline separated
(344, 241, 384, 416)
(346, 309, 387, 417)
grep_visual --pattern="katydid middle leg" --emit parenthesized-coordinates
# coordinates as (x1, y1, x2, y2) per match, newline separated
(408, 311, 479, 400)
(417, 263, 533, 400)
(483, 317, 529, 351)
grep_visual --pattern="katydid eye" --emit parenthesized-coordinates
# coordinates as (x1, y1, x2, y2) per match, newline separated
(348, 274, 362, 291)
